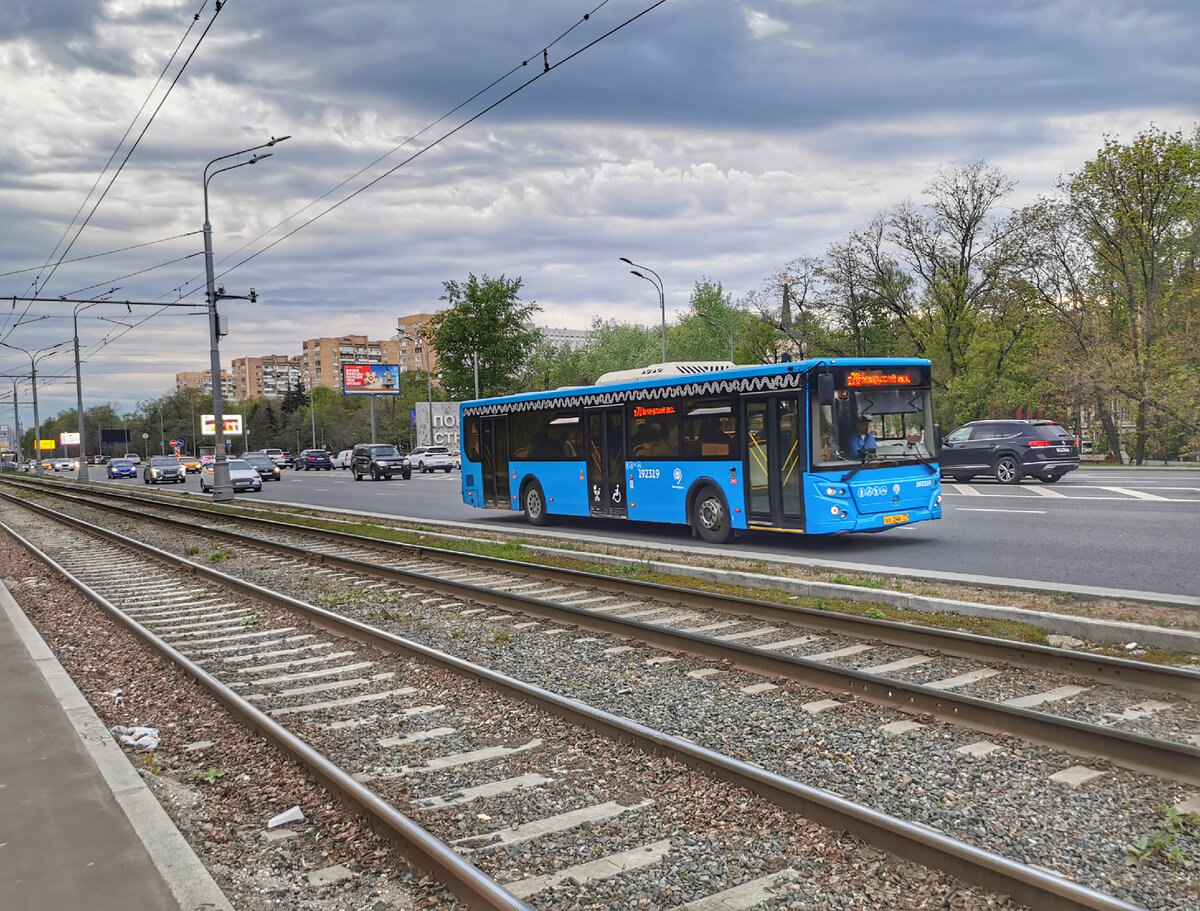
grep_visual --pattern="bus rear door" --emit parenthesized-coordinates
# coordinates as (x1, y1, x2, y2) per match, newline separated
(743, 395, 805, 529)
(585, 407, 626, 518)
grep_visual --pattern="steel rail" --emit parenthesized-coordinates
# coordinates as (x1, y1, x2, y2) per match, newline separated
(6, 476, 1196, 701)
(0, 507, 1150, 911)
(0, 517, 536, 911)
(4, 485, 1198, 786)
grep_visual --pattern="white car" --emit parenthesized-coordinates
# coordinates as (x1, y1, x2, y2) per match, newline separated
(409, 445, 455, 473)
(333, 449, 353, 469)
(199, 458, 262, 493)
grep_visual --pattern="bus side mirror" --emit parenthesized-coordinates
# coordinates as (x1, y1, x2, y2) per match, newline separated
(817, 372, 834, 406)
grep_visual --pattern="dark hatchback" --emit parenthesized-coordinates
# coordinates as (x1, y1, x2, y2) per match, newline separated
(296, 449, 333, 470)
(938, 419, 1080, 484)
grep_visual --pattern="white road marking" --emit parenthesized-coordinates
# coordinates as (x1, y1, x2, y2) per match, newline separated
(956, 507, 1047, 514)
(1097, 486, 1169, 501)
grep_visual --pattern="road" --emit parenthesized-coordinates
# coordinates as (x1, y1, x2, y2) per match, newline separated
(105, 465, 1200, 601)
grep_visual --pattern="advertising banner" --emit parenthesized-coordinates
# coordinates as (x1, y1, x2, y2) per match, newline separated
(37, 439, 55, 451)
(342, 363, 401, 395)
(201, 414, 244, 435)
(414, 401, 460, 449)
(60, 431, 81, 445)
(102, 428, 131, 445)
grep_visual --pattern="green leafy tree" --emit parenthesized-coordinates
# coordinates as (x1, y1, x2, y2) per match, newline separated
(1063, 126, 1200, 462)
(428, 273, 541, 398)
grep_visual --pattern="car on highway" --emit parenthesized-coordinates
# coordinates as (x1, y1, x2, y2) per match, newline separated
(107, 458, 138, 479)
(178, 454, 201, 473)
(351, 443, 412, 481)
(938, 419, 1080, 484)
(90, 454, 110, 465)
(295, 449, 333, 470)
(333, 449, 353, 469)
(143, 455, 185, 485)
(408, 445, 455, 473)
(240, 451, 282, 481)
(121, 452, 142, 464)
(200, 458, 262, 493)
(53, 458, 74, 471)
(0, 460, 18, 473)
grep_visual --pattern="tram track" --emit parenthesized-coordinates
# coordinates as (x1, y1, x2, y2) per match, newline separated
(2, 479, 1200, 908)
(4, 479, 1198, 784)
(1, 487, 1172, 911)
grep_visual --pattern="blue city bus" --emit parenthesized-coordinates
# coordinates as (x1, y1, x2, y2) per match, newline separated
(459, 358, 941, 542)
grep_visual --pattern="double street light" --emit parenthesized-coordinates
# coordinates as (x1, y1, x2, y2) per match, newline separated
(398, 328, 434, 446)
(203, 136, 289, 501)
(0, 341, 64, 475)
(619, 257, 667, 364)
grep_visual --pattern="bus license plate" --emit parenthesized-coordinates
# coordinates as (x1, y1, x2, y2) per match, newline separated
(883, 513, 909, 525)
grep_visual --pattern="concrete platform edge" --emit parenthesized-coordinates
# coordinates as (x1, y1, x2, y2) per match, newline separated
(1, 581, 234, 911)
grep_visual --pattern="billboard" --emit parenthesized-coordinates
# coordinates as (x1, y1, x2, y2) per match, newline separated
(414, 401, 460, 449)
(342, 363, 401, 396)
(201, 414, 244, 435)
(37, 439, 55, 451)
(60, 431, 81, 445)
(102, 428, 131, 445)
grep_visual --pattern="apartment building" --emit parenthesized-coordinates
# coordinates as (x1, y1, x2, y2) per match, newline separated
(300, 335, 401, 392)
(395, 313, 441, 383)
(231, 355, 302, 401)
(175, 369, 234, 398)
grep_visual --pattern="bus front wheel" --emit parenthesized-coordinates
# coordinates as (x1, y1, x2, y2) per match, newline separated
(692, 487, 731, 544)
(523, 481, 549, 526)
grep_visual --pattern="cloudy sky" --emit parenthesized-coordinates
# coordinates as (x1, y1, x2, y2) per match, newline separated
(1, 0, 1196, 422)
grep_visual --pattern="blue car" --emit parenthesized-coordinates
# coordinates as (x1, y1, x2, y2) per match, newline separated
(107, 458, 138, 479)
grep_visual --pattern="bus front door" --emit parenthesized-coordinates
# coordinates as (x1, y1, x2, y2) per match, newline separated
(479, 416, 510, 508)
(585, 407, 626, 518)
(744, 396, 804, 529)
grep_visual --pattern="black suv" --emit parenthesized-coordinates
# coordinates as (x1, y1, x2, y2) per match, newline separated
(351, 443, 412, 481)
(938, 419, 1079, 484)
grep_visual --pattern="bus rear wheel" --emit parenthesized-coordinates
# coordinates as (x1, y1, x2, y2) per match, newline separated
(522, 481, 549, 526)
(692, 486, 731, 544)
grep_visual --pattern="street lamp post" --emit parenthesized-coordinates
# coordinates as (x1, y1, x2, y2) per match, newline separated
(304, 372, 316, 450)
(620, 257, 666, 364)
(203, 136, 288, 501)
(699, 312, 736, 362)
(5, 379, 21, 462)
(1, 342, 63, 476)
(398, 328, 434, 446)
(71, 300, 113, 481)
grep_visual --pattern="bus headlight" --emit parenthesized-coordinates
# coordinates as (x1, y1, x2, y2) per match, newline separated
(830, 505, 840, 516)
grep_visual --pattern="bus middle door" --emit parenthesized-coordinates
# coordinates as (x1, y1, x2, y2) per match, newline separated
(743, 395, 804, 529)
(479, 416, 510, 508)
(585, 407, 626, 518)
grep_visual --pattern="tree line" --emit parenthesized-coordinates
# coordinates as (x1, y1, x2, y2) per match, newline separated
(24, 126, 1199, 464)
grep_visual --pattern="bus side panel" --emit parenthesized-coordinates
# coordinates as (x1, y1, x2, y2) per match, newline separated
(512, 461, 591, 517)
(625, 460, 748, 530)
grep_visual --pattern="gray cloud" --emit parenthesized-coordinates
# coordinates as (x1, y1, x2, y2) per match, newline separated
(1, 0, 1197, 420)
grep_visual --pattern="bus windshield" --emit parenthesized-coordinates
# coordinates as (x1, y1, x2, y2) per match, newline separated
(813, 385, 934, 468)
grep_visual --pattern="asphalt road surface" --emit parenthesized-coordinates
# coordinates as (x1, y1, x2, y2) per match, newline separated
(109, 464, 1200, 601)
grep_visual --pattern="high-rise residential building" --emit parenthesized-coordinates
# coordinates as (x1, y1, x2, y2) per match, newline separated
(300, 335, 400, 392)
(538, 326, 592, 350)
(231, 355, 302, 401)
(175, 370, 233, 398)
(395, 313, 440, 384)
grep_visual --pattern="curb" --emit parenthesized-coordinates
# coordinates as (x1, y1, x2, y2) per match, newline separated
(0, 582, 234, 911)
